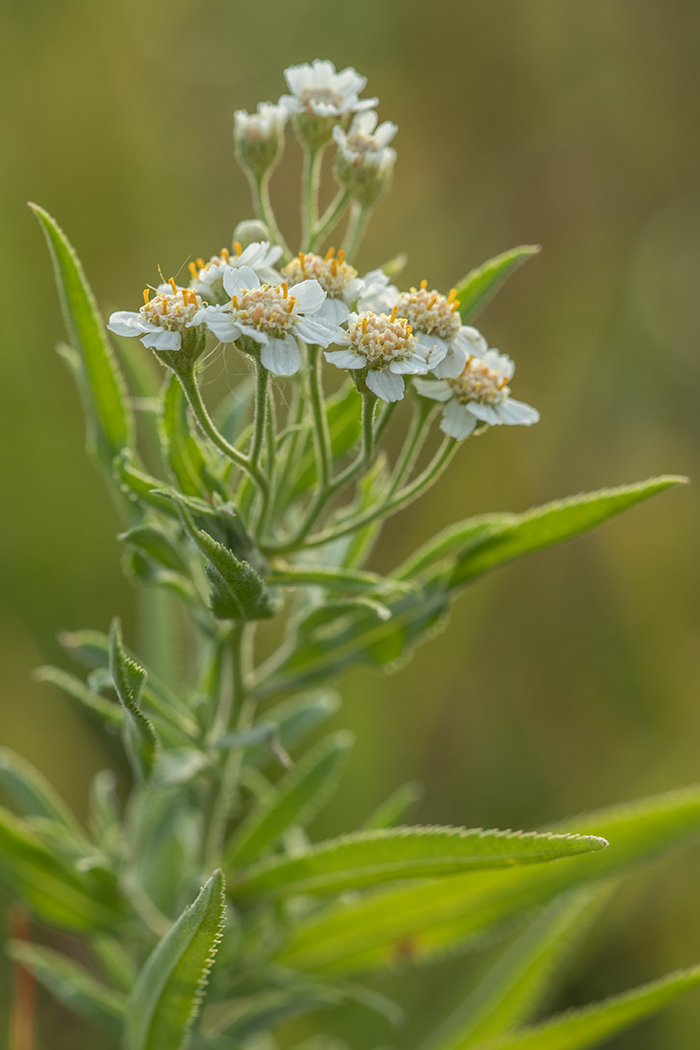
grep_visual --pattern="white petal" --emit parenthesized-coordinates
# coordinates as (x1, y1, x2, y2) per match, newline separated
(319, 297, 351, 324)
(140, 328, 182, 351)
(296, 316, 344, 348)
(278, 94, 301, 113)
(223, 265, 260, 297)
(107, 311, 149, 337)
(374, 121, 398, 147)
(496, 398, 540, 426)
(260, 333, 301, 375)
(204, 309, 242, 343)
(413, 378, 453, 402)
(431, 345, 468, 379)
(342, 278, 364, 304)
(291, 278, 326, 313)
(235, 323, 267, 345)
(455, 326, 488, 356)
(325, 349, 366, 369)
(390, 353, 430, 375)
(440, 399, 478, 439)
(366, 368, 405, 402)
(464, 401, 501, 425)
(483, 348, 515, 379)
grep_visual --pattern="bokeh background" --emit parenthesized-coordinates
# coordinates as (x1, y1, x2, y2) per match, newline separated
(2, 1, 700, 1047)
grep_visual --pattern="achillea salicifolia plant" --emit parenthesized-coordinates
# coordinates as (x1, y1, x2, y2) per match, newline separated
(8, 58, 700, 1050)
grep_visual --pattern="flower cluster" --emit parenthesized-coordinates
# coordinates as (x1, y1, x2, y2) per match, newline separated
(106, 59, 538, 437)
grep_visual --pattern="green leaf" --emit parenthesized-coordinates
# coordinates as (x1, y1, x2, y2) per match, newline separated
(161, 375, 224, 499)
(232, 826, 606, 902)
(0, 748, 83, 832)
(7, 940, 126, 1034)
(172, 495, 276, 621)
(274, 783, 700, 975)
(447, 477, 688, 591)
(119, 523, 191, 576)
(267, 565, 412, 596)
(362, 781, 424, 830)
(201, 987, 341, 1042)
(114, 450, 179, 517)
(421, 887, 613, 1050)
(33, 665, 123, 725)
(89, 769, 122, 858)
(224, 732, 353, 871)
(472, 963, 700, 1050)
(244, 689, 341, 768)
(92, 934, 139, 994)
(454, 246, 541, 323)
(0, 805, 125, 931)
(286, 383, 363, 504)
(30, 203, 133, 466)
(109, 619, 160, 781)
(126, 869, 226, 1050)
(394, 515, 512, 581)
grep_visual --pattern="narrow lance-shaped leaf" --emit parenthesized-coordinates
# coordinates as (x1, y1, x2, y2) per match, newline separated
(224, 731, 354, 871)
(32, 665, 123, 725)
(362, 781, 424, 830)
(446, 477, 687, 591)
(126, 870, 226, 1050)
(231, 826, 607, 902)
(109, 619, 159, 781)
(274, 783, 700, 975)
(244, 689, 341, 768)
(7, 940, 126, 1035)
(421, 886, 613, 1050)
(0, 748, 83, 832)
(472, 963, 700, 1050)
(267, 565, 412, 596)
(454, 245, 541, 323)
(161, 374, 224, 499)
(29, 203, 133, 466)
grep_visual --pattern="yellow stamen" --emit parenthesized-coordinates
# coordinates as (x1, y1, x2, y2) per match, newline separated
(325, 247, 335, 261)
(428, 295, 437, 309)
(420, 279, 428, 290)
(196, 258, 205, 269)
(390, 305, 398, 322)
(405, 323, 412, 334)
(447, 288, 457, 303)
(188, 261, 198, 279)
(362, 317, 369, 334)
(221, 247, 230, 262)
(299, 251, 306, 264)
(330, 258, 338, 276)
(231, 295, 239, 308)
(498, 375, 509, 389)
(169, 278, 177, 295)
(337, 249, 346, 263)
(451, 299, 460, 311)
(143, 288, 150, 304)
(233, 242, 242, 256)
(281, 282, 288, 298)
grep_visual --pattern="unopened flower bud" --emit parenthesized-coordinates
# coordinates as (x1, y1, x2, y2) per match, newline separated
(333, 113, 397, 207)
(234, 102, 288, 180)
(233, 219, 271, 249)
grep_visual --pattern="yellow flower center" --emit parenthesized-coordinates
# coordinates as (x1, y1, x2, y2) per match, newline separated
(140, 280, 203, 330)
(283, 247, 358, 299)
(348, 308, 414, 368)
(231, 283, 299, 337)
(188, 247, 231, 282)
(396, 281, 462, 342)
(449, 356, 509, 405)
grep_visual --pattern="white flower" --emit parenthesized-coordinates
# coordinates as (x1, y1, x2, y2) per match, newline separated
(280, 60, 377, 118)
(391, 280, 489, 379)
(234, 101, 288, 141)
(355, 268, 400, 314)
(189, 242, 283, 303)
(325, 308, 447, 402)
(282, 248, 364, 324)
(196, 265, 344, 376)
(414, 349, 539, 439)
(333, 112, 398, 169)
(107, 279, 204, 352)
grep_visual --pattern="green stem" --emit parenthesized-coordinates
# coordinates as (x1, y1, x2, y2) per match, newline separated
(176, 366, 269, 498)
(251, 173, 291, 261)
(271, 381, 306, 516)
(342, 202, 373, 263)
(309, 189, 352, 253)
(309, 345, 331, 489)
(387, 396, 436, 496)
(301, 146, 325, 251)
(250, 360, 269, 472)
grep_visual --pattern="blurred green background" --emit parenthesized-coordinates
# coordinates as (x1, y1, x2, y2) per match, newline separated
(2, 0, 700, 1047)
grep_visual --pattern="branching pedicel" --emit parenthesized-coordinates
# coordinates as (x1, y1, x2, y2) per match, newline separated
(9, 58, 699, 1050)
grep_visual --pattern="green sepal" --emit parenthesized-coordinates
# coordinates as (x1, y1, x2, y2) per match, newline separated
(232, 826, 606, 902)
(30, 203, 133, 468)
(454, 245, 541, 323)
(126, 869, 226, 1050)
(7, 940, 126, 1035)
(109, 619, 160, 781)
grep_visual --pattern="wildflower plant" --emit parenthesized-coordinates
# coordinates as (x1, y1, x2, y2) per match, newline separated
(8, 57, 700, 1050)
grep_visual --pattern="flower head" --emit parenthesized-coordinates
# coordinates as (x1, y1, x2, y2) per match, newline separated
(189, 242, 283, 304)
(282, 248, 364, 324)
(414, 349, 539, 438)
(333, 112, 397, 206)
(107, 279, 204, 352)
(280, 61, 377, 118)
(325, 307, 446, 402)
(234, 102, 288, 178)
(393, 280, 489, 378)
(197, 265, 344, 376)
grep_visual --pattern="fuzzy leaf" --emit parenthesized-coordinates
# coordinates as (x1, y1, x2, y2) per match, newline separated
(119, 523, 191, 575)
(244, 690, 342, 768)
(33, 665, 123, 725)
(225, 732, 354, 871)
(30, 203, 133, 466)
(421, 887, 613, 1050)
(268, 566, 410, 596)
(447, 477, 687, 591)
(109, 619, 160, 780)
(275, 783, 700, 974)
(126, 870, 226, 1050)
(0, 748, 83, 832)
(232, 826, 607, 902)
(472, 963, 700, 1050)
(161, 375, 224, 499)
(454, 246, 541, 323)
(0, 806, 124, 931)
(7, 940, 126, 1034)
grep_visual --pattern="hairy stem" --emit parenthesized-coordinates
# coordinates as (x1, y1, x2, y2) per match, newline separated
(342, 201, 373, 262)
(309, 189, 352, 252)
(251, 173, 291, 261)
(301, 146, 325, 251)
